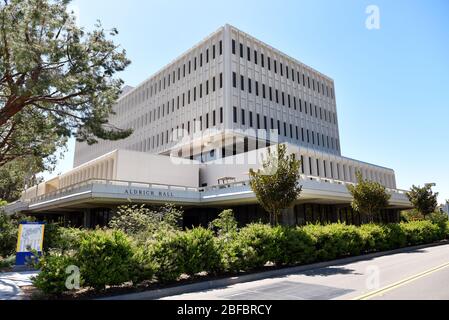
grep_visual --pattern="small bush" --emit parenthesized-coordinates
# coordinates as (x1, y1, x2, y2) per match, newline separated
(0, 212, 18, 257)
(383, 224, 407, 249)
(180, 227, 221, 276)
(44, 225, 86, 253)
(358, 224, 389, 252)
(77, 229, 136, 290)
(273, 226, 316, 266)
(400, 221, 441, 245)
(230, 223, 278, 271)
(148, 230, 185, 283)
(302, 223, 364, 261)
(32, 253, 80, 296)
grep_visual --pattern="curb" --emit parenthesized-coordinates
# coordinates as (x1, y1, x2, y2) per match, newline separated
(99, 240, 449, 300)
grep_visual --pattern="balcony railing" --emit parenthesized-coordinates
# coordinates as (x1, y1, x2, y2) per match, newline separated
(22, 174, 408, 205)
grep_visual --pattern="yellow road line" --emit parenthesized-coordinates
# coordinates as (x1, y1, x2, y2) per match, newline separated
(353, 261, 449, 300)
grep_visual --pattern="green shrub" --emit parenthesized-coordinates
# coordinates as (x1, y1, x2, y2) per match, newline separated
(32, 253, 80, 296)
(302, 223, 364, 261)
(273, 226, 316, 266)
(0, 254, 15, 270)
(400, 221, 441, 245)
(148, 230, 185, 283)
(383, 224, 407, 249)
(0, 212, 18, 257)
(131, 245, 156, 284)
(429, 212, 449, 238)
(77, 229, 136, 290)
(358, 224, 389, 252)
(229, 223, 278, 271)
(180, 227, 221, 276)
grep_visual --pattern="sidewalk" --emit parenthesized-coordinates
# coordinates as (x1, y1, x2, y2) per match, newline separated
(0, 271, 38, 300)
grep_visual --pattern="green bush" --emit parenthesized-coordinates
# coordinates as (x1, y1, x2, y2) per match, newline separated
(273, 226, 316, 266)
(383, 224, 407, 249)
(180, 227, 221, 276)
(32, 253, 80, 296)
(302, 223, 364, 261)
(230, 223, 278, 271)
(77, 229, 136, 290)
(0, 212, 18, 257)
(44, 227, 86, 253)
(358, 224, 389, 252)
(400, 221, 441, 245)
(147, 230, 185, 283)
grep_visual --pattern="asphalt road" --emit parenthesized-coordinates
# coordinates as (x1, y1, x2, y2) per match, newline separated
(161, 243, 449, 300)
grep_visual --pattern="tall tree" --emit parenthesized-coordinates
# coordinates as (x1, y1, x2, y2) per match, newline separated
(0, 0, 132, 168)
(347, 171, 391, 223)
(0, 156, 45, 202)
(406, 184, 438, 218)
(249, 144, 302, 225)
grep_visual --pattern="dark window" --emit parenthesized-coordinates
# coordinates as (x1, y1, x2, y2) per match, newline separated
(212, 45, 215, 59)
(232, 40, 236, 54)
(264, 116, 267, 129)
(249, 111, 253, 127)
(199, 84, 202, 98)
(213, 77, 216, 92)
(200, 53, 203, 67)
(301, 128, 304, 142)
(233, 72, 237, 88)
(254, 50, 258, 64)
(219, 40, 223, 55)
(255, 81, 259, 96)
(257, 114, 260, 129)
(274, 60, 277, 73)
(268, 57, 271, 70)
(247, 47, 250, 61)
(277, 120, 281, 135)
(280, 63, 283, 76)
(261, 54, 265, 67)
(240, 43, 243, 58)
(269, 87, 273, 101)
(220, 107, 223, 123)
(290, 124, 293, 138)
(275, 89, 279, 104)
(262, 84, 266, 99)
(220, 73, 223, 88)
(241, 109, 245, 125)
(206, 113, 209, 129)
(233, 107, 237, 123)
(248, 78, 252, 94)
(283, 122, 287, 136)
(240, 75, 244, 91)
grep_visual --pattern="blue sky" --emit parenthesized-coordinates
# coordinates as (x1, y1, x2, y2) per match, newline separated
(44, 0, 449, 203)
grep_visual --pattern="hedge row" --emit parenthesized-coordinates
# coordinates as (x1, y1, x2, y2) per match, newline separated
(32, 220, 449, 296)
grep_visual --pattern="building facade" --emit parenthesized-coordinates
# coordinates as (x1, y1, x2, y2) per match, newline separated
(5, 24, 410, 227)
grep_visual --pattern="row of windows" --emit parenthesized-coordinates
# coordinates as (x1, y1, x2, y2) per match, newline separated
(298, 155, 390, 186)
(232, 107, 339, 152)
(232, 72, 337, 125)
(124, 73, 224, 130)
(117, 39, 224, 115)
(127, 108, 224, 152)
(232, 39, 334, 99)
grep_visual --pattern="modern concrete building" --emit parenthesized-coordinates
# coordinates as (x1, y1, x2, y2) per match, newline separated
(5, 24, 411, 227)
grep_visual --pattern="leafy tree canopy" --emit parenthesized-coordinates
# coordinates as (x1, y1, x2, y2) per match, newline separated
(249, 144, 302, 225)
(347, 171, 391, 222)
(406, 184, 439, 218)
(0, 0, 132, 168)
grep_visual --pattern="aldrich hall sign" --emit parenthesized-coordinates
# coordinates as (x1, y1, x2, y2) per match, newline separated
(124, 188, 175, 198)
